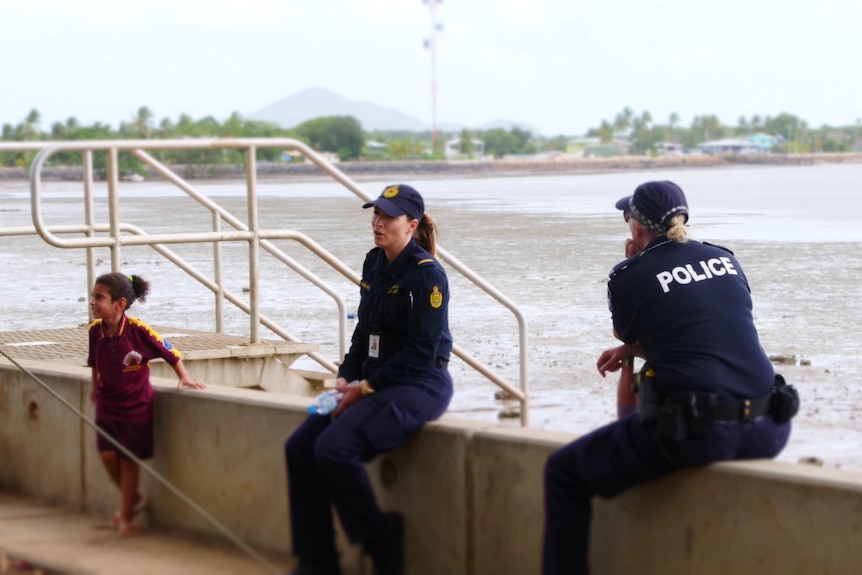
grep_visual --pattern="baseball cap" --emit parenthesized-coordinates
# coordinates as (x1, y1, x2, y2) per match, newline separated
(363, 184, 425, 221)
(615, 180, 688, 232)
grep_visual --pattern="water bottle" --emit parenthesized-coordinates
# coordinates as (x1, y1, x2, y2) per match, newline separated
(307, 381, 361, 415)
(308, 390, 344, 415)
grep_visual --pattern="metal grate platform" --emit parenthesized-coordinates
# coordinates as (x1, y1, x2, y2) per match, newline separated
(0, 326, 315, 366)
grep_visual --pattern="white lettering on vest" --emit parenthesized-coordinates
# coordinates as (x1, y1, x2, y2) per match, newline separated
(655, 257, 738, 293)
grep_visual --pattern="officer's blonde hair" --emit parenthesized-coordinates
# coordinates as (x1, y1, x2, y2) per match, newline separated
(666, 214, 690, 243)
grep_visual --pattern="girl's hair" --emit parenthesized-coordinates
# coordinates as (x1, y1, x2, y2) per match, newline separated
(665, 214, 690, 243)
(414, 212, 438, 255)
(95, 272, 150, 309)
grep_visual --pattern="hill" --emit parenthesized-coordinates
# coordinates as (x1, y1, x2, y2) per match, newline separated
(248, 87, 538, 135)
(249, 87, 432, 132)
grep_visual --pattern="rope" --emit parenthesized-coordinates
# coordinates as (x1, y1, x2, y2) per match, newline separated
(0, 346, 283, 575)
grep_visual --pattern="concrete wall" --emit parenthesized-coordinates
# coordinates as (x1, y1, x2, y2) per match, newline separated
(2, 358, 862, 575)
(149, 354, 320, 394)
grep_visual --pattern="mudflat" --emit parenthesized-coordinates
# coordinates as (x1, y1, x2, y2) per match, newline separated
(1, 161, 860, 472)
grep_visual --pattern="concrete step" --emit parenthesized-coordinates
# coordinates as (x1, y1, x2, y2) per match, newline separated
(0, 492, 294, 575)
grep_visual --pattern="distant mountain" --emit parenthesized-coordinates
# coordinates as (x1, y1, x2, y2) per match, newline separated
(249, 87, 431, 132)
(249, 87, 541, 135)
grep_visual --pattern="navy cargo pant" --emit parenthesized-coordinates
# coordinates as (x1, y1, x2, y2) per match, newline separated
(542, 413, 791, 575)
(285, 367, 453, 563)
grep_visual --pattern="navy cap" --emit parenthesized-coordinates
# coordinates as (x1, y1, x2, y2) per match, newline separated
(615, 181, 688, 232)
(615, 196, 631, 211)
(363, 184, 424, 221)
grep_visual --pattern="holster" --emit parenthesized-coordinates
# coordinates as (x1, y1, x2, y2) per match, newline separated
(770, 373, 800, 423)
(638, 367, 719, 443)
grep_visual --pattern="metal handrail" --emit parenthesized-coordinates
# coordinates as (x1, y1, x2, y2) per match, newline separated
(1, 138, 530, 425)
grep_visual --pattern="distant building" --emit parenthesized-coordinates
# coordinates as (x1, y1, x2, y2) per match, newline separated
(698, 138, 761, 155)
(365, 140, 387, 153)
(567, 137, 630, 157)
(746, 133, 778, 152)
(444, 138, 485, 159)
(655, 142, 684, 155)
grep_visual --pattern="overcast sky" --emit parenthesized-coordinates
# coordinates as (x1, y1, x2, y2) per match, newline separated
(2, 0, 858, 136)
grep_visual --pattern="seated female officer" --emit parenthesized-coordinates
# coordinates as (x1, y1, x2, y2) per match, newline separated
(285, 184, 453, 575)
(542, 180, 795, 575)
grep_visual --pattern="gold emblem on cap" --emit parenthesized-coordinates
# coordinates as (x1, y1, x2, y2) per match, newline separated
(383, 185, 399, 198)
(430, 285, 443, 309)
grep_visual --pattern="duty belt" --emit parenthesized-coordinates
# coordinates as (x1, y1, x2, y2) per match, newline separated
(435, 358, 449, 369)
(715, 393, 771, 422)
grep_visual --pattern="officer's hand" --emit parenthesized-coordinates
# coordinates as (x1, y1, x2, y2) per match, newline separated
(597, 345, 632, 377)
(624, 238, 643, 258)
(333, 382, 363, 417)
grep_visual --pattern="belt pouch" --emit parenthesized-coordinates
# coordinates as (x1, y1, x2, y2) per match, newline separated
(637, 374, 661, 424)
(770, 373, 800, 423)
(667, 391, 718, 439)
(656, 403, 686, 443)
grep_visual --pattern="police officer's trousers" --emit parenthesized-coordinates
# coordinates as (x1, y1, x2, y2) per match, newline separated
(542, 413, 791, 575)
(285, 368, 453, 563)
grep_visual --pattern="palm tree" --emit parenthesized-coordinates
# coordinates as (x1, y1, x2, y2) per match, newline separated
(458, 128, 475, 156)
(613, 107, 634, 138)
(133, 106, 154, 138)
(23, 109, 41, 140)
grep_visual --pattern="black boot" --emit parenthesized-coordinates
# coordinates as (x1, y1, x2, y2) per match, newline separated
(286, 558, 342, 575)
(365, 512, 405, 575)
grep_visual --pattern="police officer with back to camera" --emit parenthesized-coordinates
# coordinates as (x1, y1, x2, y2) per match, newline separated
(285, 184, 453, 575)
(542, 180, 798, 575)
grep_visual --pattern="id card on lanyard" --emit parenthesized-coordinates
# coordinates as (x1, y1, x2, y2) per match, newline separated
(369, 332, 381, 358)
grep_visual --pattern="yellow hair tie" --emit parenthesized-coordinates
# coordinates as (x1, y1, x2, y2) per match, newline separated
(128, 275, 134, 283)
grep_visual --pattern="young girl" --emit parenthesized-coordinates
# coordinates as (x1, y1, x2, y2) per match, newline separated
(88, 272, 206, 535)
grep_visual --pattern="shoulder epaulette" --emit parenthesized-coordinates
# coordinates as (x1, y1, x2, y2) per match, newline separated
(413, 245, 435, 267)
(609, 254, 640, 279)
(703, 241, 734, 255)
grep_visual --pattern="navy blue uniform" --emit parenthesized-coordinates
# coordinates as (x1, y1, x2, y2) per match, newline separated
(609, 239, 775, 401)
(543, 237, 791, 575)
(285, 239, 453, 564)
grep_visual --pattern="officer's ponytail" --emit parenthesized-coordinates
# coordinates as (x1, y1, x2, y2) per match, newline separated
(414, 213, 438, 256)
(666, 214, 690, 243)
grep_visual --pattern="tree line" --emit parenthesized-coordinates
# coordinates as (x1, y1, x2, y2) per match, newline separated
(588, 108, 862, 154)
(2, 106, 860, 172)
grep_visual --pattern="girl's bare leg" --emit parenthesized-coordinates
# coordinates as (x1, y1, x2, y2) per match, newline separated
(118, 458, 140, 523)
(99, 451, 121, 486)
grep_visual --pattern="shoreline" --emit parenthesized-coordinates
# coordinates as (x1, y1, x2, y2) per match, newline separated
(2, 152, 861, 184)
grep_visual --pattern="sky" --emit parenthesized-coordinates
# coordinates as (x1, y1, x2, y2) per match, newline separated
(2, 0, 859, 136)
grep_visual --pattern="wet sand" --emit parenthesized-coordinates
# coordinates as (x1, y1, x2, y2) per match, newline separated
(1, 165, 861, 472)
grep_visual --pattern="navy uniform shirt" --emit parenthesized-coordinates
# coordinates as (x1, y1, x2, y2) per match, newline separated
(338, 238, 452, 390)
(608, 237, 774, 401)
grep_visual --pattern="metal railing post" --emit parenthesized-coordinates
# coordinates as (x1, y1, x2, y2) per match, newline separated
(245, 145, 261, 343)
(106, 147, 121, 271)
(83, 150, 96, 322)
(212, 211, 224, 333)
